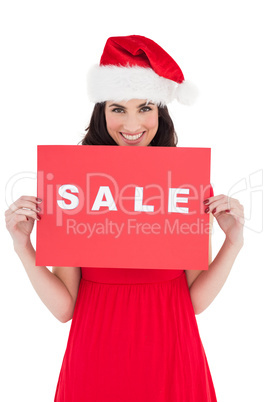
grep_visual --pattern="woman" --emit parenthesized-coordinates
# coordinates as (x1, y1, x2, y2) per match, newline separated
(5, 35, 244, 401)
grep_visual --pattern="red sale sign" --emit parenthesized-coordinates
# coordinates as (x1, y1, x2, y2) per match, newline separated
(36, 145, 212, 270)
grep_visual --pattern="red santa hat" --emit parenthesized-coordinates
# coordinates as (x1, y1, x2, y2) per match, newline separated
(87, 35, 198, 106)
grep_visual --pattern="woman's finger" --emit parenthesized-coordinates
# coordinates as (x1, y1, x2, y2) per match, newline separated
(208, 200, 240, 215)
(225, 206, 245, 224)
(203, 194, 226, 205)
(204, 196, 240, 214)
(6, 196, 42, 215)
(13, 208, 41, 221)
(5, 213, 30, 229)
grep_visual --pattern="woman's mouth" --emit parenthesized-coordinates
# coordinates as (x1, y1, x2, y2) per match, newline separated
(120, 131, 146, 144)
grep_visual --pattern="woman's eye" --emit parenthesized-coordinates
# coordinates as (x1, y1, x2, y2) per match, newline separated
(140, 106, 152, 112)
(112, 108, 125, 113)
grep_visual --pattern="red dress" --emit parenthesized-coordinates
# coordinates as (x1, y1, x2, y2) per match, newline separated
(54, 267, 217, 401)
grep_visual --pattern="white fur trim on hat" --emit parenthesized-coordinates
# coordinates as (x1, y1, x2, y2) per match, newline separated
(87, 65, 198, 106)
(175, 80, 199, 105)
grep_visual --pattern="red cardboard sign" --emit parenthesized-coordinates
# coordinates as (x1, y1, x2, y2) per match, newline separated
(36, 145, 211, 270)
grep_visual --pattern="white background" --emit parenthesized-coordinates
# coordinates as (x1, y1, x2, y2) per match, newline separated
(0, 1, 267, 401)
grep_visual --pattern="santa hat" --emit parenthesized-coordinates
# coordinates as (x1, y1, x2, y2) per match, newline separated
(87, 35, 198, 106)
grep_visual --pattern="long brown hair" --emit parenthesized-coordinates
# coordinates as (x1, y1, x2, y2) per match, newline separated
(79, 102, 178, 147)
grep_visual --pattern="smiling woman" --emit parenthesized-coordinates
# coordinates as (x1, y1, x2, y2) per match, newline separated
(5, 34, 245, 402)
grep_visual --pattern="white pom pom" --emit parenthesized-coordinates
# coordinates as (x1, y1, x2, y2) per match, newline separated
(175, 80, 199, 105)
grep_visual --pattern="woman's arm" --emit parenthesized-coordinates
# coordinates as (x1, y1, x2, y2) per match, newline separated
(5, 196, 81, 323)
(15, 243, 81, 322)
(189, 239, 242, 314)
(187, 194, 244, 315)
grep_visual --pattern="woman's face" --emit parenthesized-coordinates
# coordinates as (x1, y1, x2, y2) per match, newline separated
(104, 99, 159, 146)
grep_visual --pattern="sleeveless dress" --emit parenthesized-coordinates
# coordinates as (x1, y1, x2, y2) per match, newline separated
(54, 269, 217, 402)
(54, 187, 217, 402)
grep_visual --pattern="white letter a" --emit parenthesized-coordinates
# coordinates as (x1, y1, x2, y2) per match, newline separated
(91, 186, 117, 211)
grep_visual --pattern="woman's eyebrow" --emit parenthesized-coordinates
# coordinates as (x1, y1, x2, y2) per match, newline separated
(108, 102, 155, 109)
(109, 103, 126, 108)
(138, 102, 154, 108)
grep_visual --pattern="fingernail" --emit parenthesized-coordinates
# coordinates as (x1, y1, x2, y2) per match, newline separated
(36, 206, 41, 212)
(212, 208, 217, 214)
(205, 207, 209, 213)
(36, 198, 42, 203)
(37, 214, 41, 220)
(203, 199, 209, 205)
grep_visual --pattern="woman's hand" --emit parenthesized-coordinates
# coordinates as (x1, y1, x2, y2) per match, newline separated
(5, 196, 42, 250)
(204, 194, 244, 248)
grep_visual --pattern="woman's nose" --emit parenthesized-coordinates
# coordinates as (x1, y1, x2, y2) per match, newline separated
(123, 114, 142, 133)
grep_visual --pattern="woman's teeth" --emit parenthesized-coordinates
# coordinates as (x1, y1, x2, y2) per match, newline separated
(121, 132, 144, 140)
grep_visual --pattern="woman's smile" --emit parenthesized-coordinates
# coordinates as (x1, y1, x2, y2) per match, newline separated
(120, 131, 146, 143)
